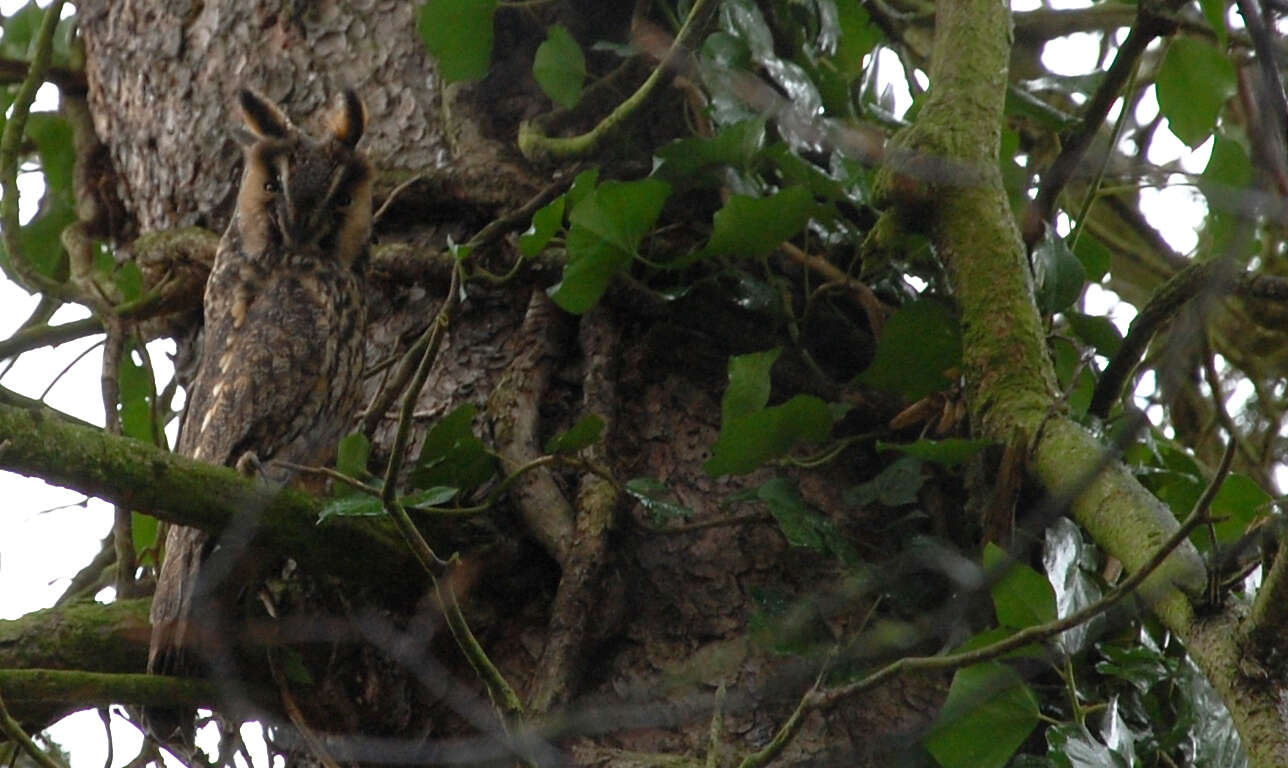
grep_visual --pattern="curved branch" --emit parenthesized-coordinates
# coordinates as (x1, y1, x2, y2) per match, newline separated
(0, 0, 70, 296)
(1024, 8, 1175, 245)
(517, 0, 717, 161)
(1089, 257, 1238, 419)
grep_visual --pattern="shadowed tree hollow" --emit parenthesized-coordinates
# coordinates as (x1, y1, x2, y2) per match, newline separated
(1, 0, 1288, 766)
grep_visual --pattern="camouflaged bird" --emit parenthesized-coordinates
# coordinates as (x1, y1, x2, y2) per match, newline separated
(147, 88, 372, 737)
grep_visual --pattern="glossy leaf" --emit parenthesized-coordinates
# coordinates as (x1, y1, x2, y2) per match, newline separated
(832, 0, 881, 80)
(625, 477, 694, 525)
(318, 494, 383, 522)
(924, 662, 1040, 768)
(1200, 136, 1254, 257)
(1033, 228, 1086, 314)
(1043, 517, 1103, 655)
(402, 486, 459, 508)
(418, 0, 498, 83)
(984, 542, 1057, 630)
(533, 25, 586, 108)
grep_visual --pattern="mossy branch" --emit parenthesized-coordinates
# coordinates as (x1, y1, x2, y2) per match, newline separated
(0, 394, 419, 599)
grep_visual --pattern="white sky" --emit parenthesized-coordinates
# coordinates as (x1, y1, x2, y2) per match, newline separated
(0, 0, 1257, 766)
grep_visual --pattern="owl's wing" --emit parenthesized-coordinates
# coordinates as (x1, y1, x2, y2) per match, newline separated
(177, 267, 357, 475)
(152, 265, 355, 673)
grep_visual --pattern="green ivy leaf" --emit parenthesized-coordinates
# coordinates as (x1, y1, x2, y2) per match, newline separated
(705, 186, 817, 260)
(115, 261, 144, 303)
(704, 394, 833, 476)
(132, 512, 158, 566)
(1044, 723, 1119, 768)
(318, 493, 384, 522)
(876, 438, 988, 467)
(721, 348, 779, 423)
(760, 144, 850, 202)
(857, 299, 961, 401)
(720, 0, 775, 62)
(757, 477, 825, 549)
(844, 455, 923, 507)
(565, 167, 600, 209)
(924, 662, 1040, 768)
(117, 346, 153, 443)
(545, 413, 604, 454)
(624, 477, 695, 525)
(1033, 228, 1086, 315)
(418, 0, 498, 84)
(0, 2, 42, 59)
(411, 404, 497, 492)
(518, 195, 566, 258)
(984, 542, 1057, 629)
(652, 119, 766, 184)
(1072, 230, 1110, 283)
(1199, 0, 1227, 47)
(548, 178, 670, 314)
(1094, 641, 1171, 693)
(1050, 337, 1094, 417)
(533, 25, 586, 108)
(401, 486, 460, 508)
(26, 112, 74, 194)
(335, 432, 371, 480)
(1066, 311, 1123, 359)
(1200, 136, 1255, 257)
(1156, 37, 1235, 147)
(279, 648, 315, 684)
(832, 0, 881, 80)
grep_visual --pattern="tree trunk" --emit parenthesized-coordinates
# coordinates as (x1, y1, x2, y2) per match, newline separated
(71, 0, 928, 764)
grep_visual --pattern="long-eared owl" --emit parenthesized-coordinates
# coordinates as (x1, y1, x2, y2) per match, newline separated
(148, 89, 372, 710)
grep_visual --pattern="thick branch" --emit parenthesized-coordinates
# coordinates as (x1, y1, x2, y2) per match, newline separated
(0, 600, 149, 674)
(487, 291, 576, 564)
(874, 0, 1287, 762)
(0, 397, 421, 600)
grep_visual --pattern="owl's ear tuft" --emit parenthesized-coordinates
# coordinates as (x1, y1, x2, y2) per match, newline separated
(238, 89, 292, 140)
(328, 89, 366, 148)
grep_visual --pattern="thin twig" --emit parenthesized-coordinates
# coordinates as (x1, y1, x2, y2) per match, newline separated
(0, 317, 102, 363)
(736, 652, 834, 768)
